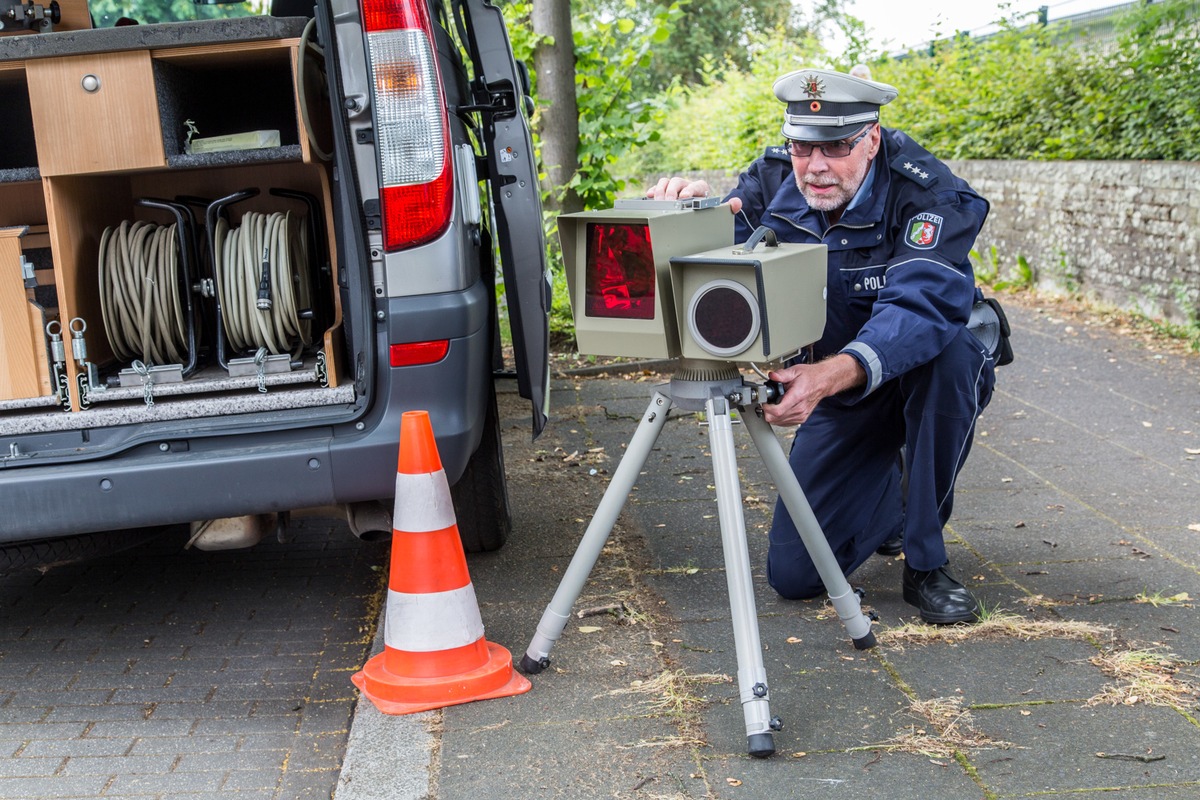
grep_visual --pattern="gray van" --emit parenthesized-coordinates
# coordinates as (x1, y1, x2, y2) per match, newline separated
(0, 0, 548, 565)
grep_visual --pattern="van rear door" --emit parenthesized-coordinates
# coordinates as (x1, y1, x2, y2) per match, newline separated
(453, 0, 550, 437)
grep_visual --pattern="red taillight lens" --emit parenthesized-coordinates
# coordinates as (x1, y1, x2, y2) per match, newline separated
(389, 339, 450, 367)
(584, 222, 656, 320)
(381, 172, 453, 252)
(361, 0, 453, 251)
(360, 0, 428, 33)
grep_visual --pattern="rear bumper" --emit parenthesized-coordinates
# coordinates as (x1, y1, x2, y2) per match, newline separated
(0, 283, 491, 543)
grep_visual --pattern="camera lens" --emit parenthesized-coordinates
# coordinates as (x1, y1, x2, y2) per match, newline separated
(687, 279, 760, 358)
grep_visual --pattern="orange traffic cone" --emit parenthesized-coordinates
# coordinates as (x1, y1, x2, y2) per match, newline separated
(351, 410, 531, 715)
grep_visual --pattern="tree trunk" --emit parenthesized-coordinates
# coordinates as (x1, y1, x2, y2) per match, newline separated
(532, 0, 581, 214)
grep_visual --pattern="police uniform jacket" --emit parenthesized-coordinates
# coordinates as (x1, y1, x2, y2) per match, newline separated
(725, 128, 990, 400)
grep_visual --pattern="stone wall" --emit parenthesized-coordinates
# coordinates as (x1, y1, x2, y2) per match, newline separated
(652, 161, 1200, 324)
(950, 160, 1200, 324)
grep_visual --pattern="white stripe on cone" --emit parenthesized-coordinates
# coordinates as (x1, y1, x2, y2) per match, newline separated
(384, 585, 486, 652)
(393, 470, 456, 533)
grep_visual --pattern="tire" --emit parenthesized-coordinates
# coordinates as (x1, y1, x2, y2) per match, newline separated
(0, 526, 174, 574)
(451, 383, 512, 553)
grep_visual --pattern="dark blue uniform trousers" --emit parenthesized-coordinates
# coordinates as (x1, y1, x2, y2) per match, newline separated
(766, 327, 996, 600)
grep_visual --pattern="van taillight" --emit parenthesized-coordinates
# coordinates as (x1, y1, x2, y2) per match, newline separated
(361, 0, 453, 251)
(584, 222, 655, 320)
(390, 339, 450, 367)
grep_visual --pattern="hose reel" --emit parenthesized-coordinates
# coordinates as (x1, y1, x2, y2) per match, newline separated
(98, 219, 189, 368)
(213, 209, 312, 359)
(95, 188, 322, 391)
(206, 187, 318, 371)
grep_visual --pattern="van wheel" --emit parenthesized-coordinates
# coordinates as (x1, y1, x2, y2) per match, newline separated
(0, 526, 174, 574)
(451, 385, 512, 553)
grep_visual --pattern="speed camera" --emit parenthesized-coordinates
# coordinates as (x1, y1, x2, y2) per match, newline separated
(558, 201, 828, 363)
(558, 199, 733, 359)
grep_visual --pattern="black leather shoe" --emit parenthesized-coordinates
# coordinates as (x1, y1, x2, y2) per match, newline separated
(876, 532, 903, 556)
(902, 564, 981, 624)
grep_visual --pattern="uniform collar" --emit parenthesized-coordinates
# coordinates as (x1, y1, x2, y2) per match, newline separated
(845, 158, 877, 213)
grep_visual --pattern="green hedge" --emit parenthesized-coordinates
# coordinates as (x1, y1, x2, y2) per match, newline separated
(622, 0, 1200, 177)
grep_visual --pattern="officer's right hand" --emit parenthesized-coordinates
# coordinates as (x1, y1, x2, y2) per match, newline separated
(645, 177, 743, 214)
(646, 176, 711, 201)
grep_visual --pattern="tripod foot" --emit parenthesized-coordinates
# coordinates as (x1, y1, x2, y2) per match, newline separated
(747, 732, 776, 759)
(518, 654, 550, 674)
(852, 630, 878, 650)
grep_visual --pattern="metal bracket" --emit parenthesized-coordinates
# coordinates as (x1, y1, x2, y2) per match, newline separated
(228, 348, 293, 393)
(118, 363, 184, 388)
(0, 0, 61, 32)
(69, 317, 104, 409)
(20, 254, 35, 286)
(315, 350, 329, 388)
(3, 442, 35, 463)
(45, 320, 70, 410)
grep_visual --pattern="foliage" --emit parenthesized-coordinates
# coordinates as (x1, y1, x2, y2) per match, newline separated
(969, 245, 1001, 285)
(88, 0, 261, 27)
(993, 254, 1035, 292)
(620, 31, 835, 177)
(629, 0, 1200, 176)
(505, 0, 683, 211)
(502, 1, 685, 342)
(873, 0, 1200, 161)
(576, 0, 865, 95)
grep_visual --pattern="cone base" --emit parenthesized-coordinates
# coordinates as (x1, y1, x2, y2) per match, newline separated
(351, 640, 531, 716)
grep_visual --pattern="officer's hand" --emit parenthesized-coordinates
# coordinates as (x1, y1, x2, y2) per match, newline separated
(761, 355, 867, 427)
(644, 177, 742, 215)
(761, 364, 823, 427)
(646, 176, 711, 201)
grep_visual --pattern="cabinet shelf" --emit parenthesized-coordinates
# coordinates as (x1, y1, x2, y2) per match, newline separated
(0, 69, 38, 176)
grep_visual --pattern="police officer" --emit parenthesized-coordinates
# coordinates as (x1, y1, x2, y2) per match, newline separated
(648, 68, 995, 624)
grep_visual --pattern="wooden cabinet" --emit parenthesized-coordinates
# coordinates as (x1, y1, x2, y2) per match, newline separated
(26, 50, 166, 176)
(0, 24, 341, 418)
(0, 227, 53, 402)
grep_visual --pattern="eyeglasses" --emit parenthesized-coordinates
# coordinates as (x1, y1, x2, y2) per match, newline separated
(787, 126, 874, 159)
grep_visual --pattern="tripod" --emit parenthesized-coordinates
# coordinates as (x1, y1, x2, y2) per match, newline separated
(519, 360, 877, 758)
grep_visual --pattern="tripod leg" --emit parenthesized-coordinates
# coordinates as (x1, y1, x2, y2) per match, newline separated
(520, 389, 672, 674)
(706, 396, 778, 758)
(742, 410, 876, 650)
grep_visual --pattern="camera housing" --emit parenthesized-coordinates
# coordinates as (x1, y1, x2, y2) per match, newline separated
(558, 201, 828, 362)
(558, 199, 733, 359)
(670, 230, 827, 362)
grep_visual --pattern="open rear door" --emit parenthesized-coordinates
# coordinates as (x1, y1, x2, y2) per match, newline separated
(454, 0, 550, 438)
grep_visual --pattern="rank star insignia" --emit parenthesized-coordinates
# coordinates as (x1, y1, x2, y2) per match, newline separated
(903, 161, 931, 180)
(802, 74, 825, 98)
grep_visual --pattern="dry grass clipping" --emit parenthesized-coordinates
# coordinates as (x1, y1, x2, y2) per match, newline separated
(605, 669, 732, 745)
(877, 610, 1111, 648)
(856, 697, 1011, 759)
(1088, 650, 1200, 712)
(606, 669, 731, 716)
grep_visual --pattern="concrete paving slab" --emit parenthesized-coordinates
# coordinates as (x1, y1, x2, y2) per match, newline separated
(700, 750, 983, 800)
(885, 637, 1110, 705)
(440, 717, 706, 800)
(997, 554, 1198, 605)
(970, 702, 1200, 795)
(1055, 599, 1200, 655)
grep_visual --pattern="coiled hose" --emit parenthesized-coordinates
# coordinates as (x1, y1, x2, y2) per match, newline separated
(213, 210, 313, 359)
(98, 220, 188, 366)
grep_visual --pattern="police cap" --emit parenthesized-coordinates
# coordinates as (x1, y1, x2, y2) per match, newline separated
(774, 68, 898, 142)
